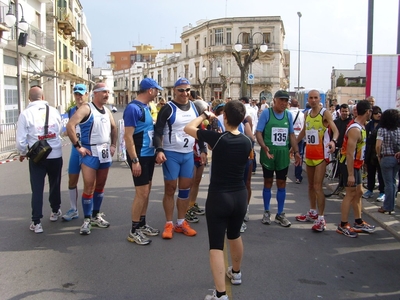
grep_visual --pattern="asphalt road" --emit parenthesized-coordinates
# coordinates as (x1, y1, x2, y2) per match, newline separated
(1, 111, 400, 300)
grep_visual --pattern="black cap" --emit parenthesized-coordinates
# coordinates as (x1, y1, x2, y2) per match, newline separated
(274, 90, 290, 99)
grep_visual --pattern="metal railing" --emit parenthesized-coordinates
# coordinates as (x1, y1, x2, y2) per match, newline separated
(0, 123, 17, 155)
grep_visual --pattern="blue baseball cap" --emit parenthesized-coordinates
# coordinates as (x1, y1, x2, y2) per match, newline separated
(174, 77, 190, 87)
(140, 78, 163, 91)
(73, 84, 87, 95)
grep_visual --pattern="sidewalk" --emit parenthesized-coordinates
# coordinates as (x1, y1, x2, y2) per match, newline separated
(362, 194, 400, 241)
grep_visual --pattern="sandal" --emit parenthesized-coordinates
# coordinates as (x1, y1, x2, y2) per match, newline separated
(378, 207, 393, 215)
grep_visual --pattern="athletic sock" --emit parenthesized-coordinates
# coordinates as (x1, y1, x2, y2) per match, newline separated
(131, 221, 140, 233)
(216, 291, 226, 298)
(276, 188, 286, 215)
(139, 215, 146, 227)
(69, 187, 78, 211)
(262, 187, 271, 211)
(82, 193, 93, 219)
(176, 219, 184, 226)
(355, 218, 363, 225)
(92, 189, 104, 216)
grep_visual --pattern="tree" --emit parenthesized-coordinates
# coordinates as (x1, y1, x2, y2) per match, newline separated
(198, 78, 208, 100)
(232, 47, 262, 97)
(336, 74, 346, 87)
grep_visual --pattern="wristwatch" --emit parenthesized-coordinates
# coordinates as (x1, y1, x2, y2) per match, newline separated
(132, 157, 140, 164)
(74, 141, 81, 148)
(332, 139, 337, 144)
(202, 111, 211, 119)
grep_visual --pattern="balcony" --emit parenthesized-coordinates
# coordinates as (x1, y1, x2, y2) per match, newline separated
(57, 7, 76, 36)
(4, 25, 54, 56)
(59, 59, 83, 79)
(75, 30, 88, 50)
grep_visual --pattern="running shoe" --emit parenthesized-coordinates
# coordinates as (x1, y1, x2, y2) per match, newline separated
(191, 203, 205, 215)
(353, 221, 376, 233)
(240, 222, 247, 233)
(312, 218, 326, 232)
(174, 220, 197, 236)
(336, 223, 358, 237)
(362, 190, 374, 199)
(274, 213, 291, 227)
(50, 209, 62, 222)
(139, 224, 160, 236)
(29, 222, 43, 234)
(261, 210, 271, 225)
(295, 179, 301, 184)
(296, 211, 318, 222)
(243, 207, 249, 222)
(80, 218, 91, 235)
(204, 290, 229, 300)
(91, 213, 110, 228)
(62, 208, 79, 221)
(226, 266, 242, 285)
(162, 223, 174, 239)
(185, 210, 199, 223)
(127, 230, 151, 245)
(376, 193, 385, 202)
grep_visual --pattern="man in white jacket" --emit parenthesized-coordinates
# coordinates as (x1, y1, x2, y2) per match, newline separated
(16, 86, 63, 234)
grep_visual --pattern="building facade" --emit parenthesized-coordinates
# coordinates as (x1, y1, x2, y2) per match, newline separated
(327, 63, 366, 105)
(112, 16, 290, 105)
(0, 0, 91, 124)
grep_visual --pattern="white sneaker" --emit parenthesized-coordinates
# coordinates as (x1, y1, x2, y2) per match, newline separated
(80, 218, 91, 235)
(377, 193, 385, 202)
(50, 209, 62, 222)
(240, 222, 247, 233)
(29, 222, 43, 234)
(226, 266, 242, 285)
(204, 290, 229, 300)
(62, 208, 79, 221)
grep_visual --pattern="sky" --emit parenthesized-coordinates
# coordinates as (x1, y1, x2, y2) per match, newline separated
(80, 0, 399, 92)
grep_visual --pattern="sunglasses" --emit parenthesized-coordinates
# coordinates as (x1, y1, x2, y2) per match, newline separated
(73, 86, 86, 92)
(373, 111, 382, 115)
(177, 88, 191, 93)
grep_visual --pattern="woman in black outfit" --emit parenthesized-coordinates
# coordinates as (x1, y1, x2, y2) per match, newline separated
(184, 100, 253, 300)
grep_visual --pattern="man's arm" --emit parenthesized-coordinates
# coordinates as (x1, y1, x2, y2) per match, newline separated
(323, 110, 339, 153)
(296, 111, 307, 143)
(153, 105, 171, 164)
(66, 104, 91, 155)
(108, 110, 117, 157)
(345, 127, 360, 186)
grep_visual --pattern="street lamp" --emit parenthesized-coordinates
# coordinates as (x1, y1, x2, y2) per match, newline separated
(297, 12, 302, 91)
(233, 31, 268, 98)
(4, 0, 29, 115)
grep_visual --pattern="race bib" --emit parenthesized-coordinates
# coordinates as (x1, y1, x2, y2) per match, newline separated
(97, 143, 112, 163)
(306, 129, 319, 145)
(271, 127, 288, 146)
(175, 131, 194, 149)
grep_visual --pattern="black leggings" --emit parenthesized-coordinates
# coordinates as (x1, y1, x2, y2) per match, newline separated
(205, 188, 248, 250)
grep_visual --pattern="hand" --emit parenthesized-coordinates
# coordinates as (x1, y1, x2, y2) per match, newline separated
(155, 151, 167, 164)
(110, 145, 116, 157)
(131, 162, 142, 177)
(200, 152, 208, 165)
(294, 152, 302, 166)
(77, 147, 91, 157)
(263, 146, 274, 159)
(347, 175, 355, 187)
(326, 141, 336, 153)
(19, 155, 26, 162)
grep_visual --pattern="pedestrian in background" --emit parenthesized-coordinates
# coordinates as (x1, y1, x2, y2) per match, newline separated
(66, 83, 117, 235)
(16, 86, 63, 233)
(123, 78, 163, 245)
(288, 98, 305, 184)
(184, 100, 253, 300)
(376, 109, 400, 214)
(295, 89, 339, 232)
(363, 105, 385, 202)
(337, 100, 375, 237)
(62, 84, 88, 222)
(256, 90, 301, 228)
(153, 78, 198, 239)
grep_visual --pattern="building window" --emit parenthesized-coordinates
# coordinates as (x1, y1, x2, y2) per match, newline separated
(70, 50, 73, 61)
(263, 32, 271, 44)
(204, 36, 206, 48)
(209, 30, 213, 46)
(214, 28, 223, 45)
(196, 40, 199, 55)
(3, 55, 16, 66)
(226, 28, 231, 45)
(63, 44, 67, 59)
(242, 32, 250, 45)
